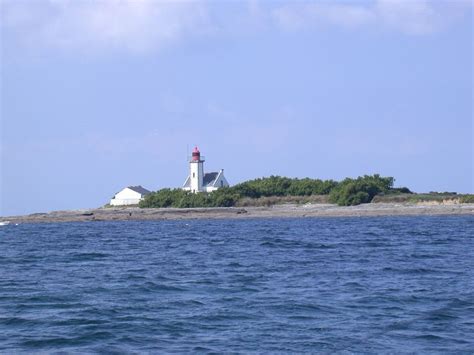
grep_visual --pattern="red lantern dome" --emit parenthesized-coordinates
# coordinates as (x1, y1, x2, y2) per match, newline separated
(191, 146, 201, 161)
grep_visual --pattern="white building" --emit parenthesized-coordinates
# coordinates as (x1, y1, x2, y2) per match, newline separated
(182, 147, 229, 193)
(110, 185, 151, 206)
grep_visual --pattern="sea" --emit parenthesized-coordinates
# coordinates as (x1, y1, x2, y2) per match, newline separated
(1, 216, 473, 353)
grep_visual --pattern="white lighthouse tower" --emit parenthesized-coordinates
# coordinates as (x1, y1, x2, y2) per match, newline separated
(182, 146, 230, 193)
(189, 146, 204, 193)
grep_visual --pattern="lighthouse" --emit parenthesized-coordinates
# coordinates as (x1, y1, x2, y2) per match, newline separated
(189, 146, 204, 193)
(182, 146, 230, 193)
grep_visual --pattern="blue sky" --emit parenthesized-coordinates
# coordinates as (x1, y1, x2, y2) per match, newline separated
(1, 0, 472, 216)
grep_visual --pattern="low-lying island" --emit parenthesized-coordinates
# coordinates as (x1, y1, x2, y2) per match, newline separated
(2, 203, 473, 224)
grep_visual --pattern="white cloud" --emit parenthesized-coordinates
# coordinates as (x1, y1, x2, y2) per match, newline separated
(271, 0, 471, 35)
(375, 0, 443, 35)
(1, 0, 211, 53)
(1, 0, 471, 54)
(272, 3, 376, 31)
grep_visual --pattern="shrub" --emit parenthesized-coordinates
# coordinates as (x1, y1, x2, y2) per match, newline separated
(140, 174, 399, 208)
(384, 187, 412, 194)
(139, 189, 188, 208)
(459, 195, 474, 203)
(232, 176, 338, 198)
(139, 187, 240, 208)
(329, 174, 394, 206)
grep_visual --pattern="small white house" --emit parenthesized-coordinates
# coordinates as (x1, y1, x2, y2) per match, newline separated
(110, 185, 151, 206)
(182, 147, 229, 193)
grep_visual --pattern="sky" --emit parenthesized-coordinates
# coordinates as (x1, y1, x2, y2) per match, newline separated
(1, 0, 473, 216)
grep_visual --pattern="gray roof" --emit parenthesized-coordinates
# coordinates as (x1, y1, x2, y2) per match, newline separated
(183, 176, 190, 187)
(128, 185, 151, 195)
(203, 172, 219, 187)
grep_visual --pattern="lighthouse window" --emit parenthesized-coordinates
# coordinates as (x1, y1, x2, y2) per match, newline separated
(193, 172, 195, 178)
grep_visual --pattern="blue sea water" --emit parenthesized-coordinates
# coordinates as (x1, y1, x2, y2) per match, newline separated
(0, 216, 473, 353)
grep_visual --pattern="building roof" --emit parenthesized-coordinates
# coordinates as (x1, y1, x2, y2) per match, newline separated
(182, 176, 191, 188)
(203, 172, 219, 187)
(182, 171, 226, 189)
(128, 185, 151, 195)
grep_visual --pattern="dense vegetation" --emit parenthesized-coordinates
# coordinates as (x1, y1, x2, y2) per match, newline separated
(460, 195, 474, 203)
(139, 174, 409, 208)
(139, 188, 239, 208)
(328, 175, 395, 206)
(373, 192, 474, 204)
(231, 176, 338, 198)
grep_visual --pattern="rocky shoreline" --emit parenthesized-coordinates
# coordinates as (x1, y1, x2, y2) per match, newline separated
(1, 203, 473, 224)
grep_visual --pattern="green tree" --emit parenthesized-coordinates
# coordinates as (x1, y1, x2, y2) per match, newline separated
(140, 174, 397, 208)
(329, 174, 394, 206)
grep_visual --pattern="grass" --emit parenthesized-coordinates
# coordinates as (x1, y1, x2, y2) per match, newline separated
(235, 195, 329, 207)
(460, 195, 474, 203)
(372, 193, 474, 204)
